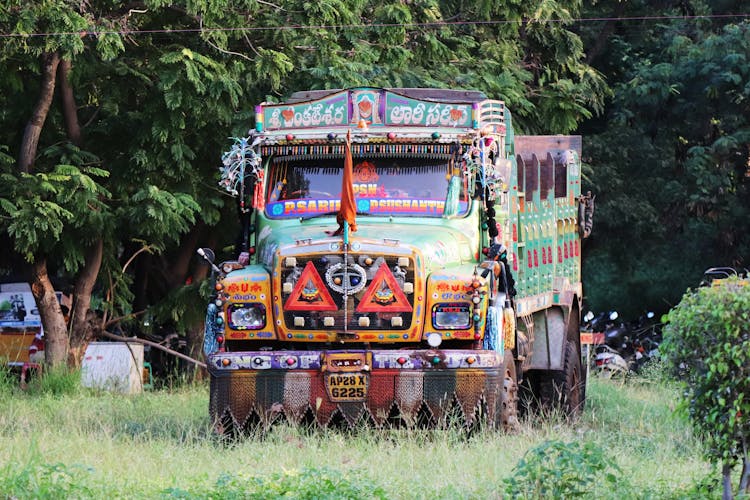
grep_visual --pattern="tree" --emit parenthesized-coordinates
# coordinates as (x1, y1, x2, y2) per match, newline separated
(0, 2, 205, 366)
(662, 278, 750, 499)
(578, 3, 750, 317)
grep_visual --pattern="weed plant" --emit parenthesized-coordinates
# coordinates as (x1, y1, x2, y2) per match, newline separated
(0, 373, 714, 499)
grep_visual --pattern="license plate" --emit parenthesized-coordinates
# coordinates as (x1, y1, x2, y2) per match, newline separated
(325, 373, 368, 402)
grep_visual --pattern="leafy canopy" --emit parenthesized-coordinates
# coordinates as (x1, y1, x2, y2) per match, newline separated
(581, 11, 750, 317)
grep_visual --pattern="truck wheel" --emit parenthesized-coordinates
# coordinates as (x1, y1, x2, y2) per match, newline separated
(500, 350, 520, 432)
(530, 340, 583, 417)
(566, 311, 586, 410)
(542, 340, 583, 417)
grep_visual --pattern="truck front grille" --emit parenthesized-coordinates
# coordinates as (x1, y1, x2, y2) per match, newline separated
(279, 253, 415, 332)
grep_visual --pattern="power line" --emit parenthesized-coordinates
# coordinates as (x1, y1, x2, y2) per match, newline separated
(1, 13, 749, 39)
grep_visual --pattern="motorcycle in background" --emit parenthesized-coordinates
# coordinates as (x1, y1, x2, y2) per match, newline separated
(583, 310, 662, 378)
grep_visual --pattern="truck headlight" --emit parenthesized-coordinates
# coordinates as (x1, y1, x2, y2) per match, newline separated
(432, 303, 471, 329)
(228, 303, 266, 330)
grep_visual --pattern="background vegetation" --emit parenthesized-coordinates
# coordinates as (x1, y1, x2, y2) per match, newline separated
(0, 371, 719, 499)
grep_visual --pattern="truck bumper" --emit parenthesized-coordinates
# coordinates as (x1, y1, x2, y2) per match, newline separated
(207, 349, 507, 429)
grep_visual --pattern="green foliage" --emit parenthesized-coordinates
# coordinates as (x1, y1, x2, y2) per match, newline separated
(24, 365, 82, 397)
(121, 187, 200, 250)
(0, 459, 95, 499)
(581, 7, 750, 317)
(662, 278, 750, 484)
(150, 282, 206, 332)
(503, 440, 621, 499)
(164, 467, 388, 499)
(0, 368, 17, 397)
(0, 161, 111, 265)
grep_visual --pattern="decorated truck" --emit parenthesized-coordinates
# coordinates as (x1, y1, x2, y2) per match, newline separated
(201, 88, 593, 432)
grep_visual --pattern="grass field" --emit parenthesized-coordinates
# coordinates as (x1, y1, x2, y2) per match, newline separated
(0, 367, 717, 499)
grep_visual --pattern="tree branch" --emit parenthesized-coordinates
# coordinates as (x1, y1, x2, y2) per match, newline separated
(101, 330, 207, 369)
(18, 52, 61, 173)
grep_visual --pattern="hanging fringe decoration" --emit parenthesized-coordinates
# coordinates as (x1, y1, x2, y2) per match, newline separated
(443, 175, 462, 217)
(203, 303, 220, 356)
(483, 305, 500, 351)
(253, 170, 265, 211)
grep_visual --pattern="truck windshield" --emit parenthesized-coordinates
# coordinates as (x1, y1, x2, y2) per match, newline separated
(265, 157, 469, 219)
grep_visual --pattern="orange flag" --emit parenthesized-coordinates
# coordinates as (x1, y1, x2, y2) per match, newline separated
(333, 129, 357, 236)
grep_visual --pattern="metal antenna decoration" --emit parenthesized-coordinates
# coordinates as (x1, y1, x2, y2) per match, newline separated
(219, 136, 263, 211)
(334, 129, 358, 333)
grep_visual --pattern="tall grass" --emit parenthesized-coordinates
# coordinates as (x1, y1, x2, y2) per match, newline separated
(0, 368, 714, 499)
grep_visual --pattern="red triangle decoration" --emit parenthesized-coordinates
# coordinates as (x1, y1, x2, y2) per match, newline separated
(356, 263, 413, 313)
(284, 261, 338, 311)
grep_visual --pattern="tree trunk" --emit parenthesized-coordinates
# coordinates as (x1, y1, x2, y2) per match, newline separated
(69, 239, 104, 368)
(165, 221, 205, 289)
(183, 232, 214, 380)
(18, 52, 60, 173)
(185, 324, 206, 381)
(740, 448, 749, 494)
(722, 462, 734, 500)
(31, 257, 68, 367)
(585, 2, 625, 65)
(58, 58, 81, 146)
(18, 52, 67, 368)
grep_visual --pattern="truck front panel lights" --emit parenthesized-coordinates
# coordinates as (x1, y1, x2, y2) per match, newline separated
(228, 303, 266, 330)
(426, 332, 442, 348)
(432, 303, 472, 330)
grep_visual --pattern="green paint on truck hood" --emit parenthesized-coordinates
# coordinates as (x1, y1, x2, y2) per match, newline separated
(256, 216, 480, 272)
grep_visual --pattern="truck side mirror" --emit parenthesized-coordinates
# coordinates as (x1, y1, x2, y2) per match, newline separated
(197, 248, 221, 274)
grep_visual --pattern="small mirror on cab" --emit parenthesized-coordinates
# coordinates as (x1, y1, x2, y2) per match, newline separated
(197, 247, 216, 264)
(609, 311, 619, 321)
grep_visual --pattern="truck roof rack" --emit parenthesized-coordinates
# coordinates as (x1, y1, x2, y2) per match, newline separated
(287, 88, 489, 104)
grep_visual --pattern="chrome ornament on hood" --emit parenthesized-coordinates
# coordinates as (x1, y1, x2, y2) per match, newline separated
(325, 262, 368, 295)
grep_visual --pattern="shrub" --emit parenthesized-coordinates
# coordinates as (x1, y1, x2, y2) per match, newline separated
(502, 440, 621, 499)
(662, 277, 750, 498)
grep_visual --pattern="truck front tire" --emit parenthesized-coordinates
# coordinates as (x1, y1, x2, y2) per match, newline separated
(500, 350, 520, 432)
(543, 340, 583, 417)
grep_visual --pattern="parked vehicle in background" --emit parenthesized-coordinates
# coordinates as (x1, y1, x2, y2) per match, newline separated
(699, 267, 749, 287)
(200, 88, 594, 432)
(0, 283, 48, 384)
(585, 309, 662, 378)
